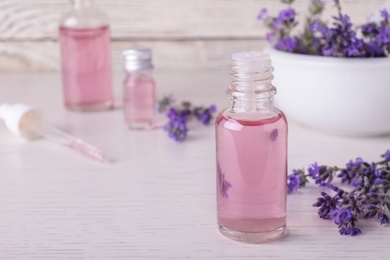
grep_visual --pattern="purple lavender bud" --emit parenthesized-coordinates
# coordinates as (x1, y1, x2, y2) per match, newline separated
(330, 208, 341, 224)
(375, 26, 390, 45)
(209, 104, 217, 113)
(257, 8, 268, 21)
(364, 210, 378, 219)
(164, 108, 189, 142)
(339, 226, 362, 236)
(346, 157, 364, 168)
(308, 162, 320, 177)
(380, 9, 390, 20)
(338, 208, 353, 223)
(313, 192, 340, 219)
(347, 227, 362, 236)
(361, 23, 377, 35)
(275, 37, 298, 52)
(277, 8, 296, 24)
(287, 173, 301, 192)
(377, 211, 390, 225)
(383, 150, 390, 161)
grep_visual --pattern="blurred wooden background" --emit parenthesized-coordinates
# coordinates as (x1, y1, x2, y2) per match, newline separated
(0, 0, 386, 71)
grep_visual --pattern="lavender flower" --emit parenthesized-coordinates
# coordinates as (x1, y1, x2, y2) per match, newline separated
(258, 0, 390, 57)
(194, 105, 217, 125)
(274, 37, 298, 52)
(164, 107, 188, 142)
(310, 19, 327, 34)
(346, 157, 364, 168)
(381, 9, 390, 20)
(337, 157, 366, 187)
(277, 8, 297, 25)
(339, 226, 361, 236)
(328, 206, 361, 235)
(330, 208, 353, 225)
(257, 8, 268, 21)
(378, 209, 390, 225)
(340, 193, 364, 215)
(287, 169, 309, 192)
(308, 162, 335, 186)
(287, 174, 301, 192)
(383, 149, 390, 161)
(159, 95, 217, 142)
(308, 162, 319, 177)
(313, 191, 341, 219)
(322, 14, 365, 57)
(338, 208, 353, 223)
(292, 149, 390, 236)
(374, 26, 390, 46)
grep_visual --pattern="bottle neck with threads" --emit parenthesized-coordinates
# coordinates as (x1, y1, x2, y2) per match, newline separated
(227, 52, 277, 118)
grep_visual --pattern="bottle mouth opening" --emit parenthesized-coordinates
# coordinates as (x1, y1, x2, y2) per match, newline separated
(231, 51, 270, 62)
(230, 51, 273, 75)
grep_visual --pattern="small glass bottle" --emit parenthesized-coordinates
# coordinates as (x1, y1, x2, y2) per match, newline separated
(215, 52, 288, 243)
(122, 48, 156, 129)
(59, 0, 113, 111)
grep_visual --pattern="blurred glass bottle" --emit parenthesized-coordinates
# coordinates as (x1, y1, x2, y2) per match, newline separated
(59, 0, 113, 111)
(122, 48, 156, 129)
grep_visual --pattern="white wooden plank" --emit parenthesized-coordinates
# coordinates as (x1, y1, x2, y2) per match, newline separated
(0, 39, 268, 71)
(0, 0, 386, 40)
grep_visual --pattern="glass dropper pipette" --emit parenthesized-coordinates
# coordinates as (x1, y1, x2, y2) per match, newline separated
(0, 103, 110, 164)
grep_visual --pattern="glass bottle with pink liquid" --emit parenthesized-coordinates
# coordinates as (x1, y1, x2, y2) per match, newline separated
(122, 48, 156, 129)
(215, 52, 288, 243)
(59, 0, 113, 111)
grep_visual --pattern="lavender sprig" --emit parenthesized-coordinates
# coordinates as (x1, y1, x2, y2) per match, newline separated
(258, 0, 390, 57)
(288, 149, 390, 236)
(158, 95, 217, 142)
(164, 107, 189, 142)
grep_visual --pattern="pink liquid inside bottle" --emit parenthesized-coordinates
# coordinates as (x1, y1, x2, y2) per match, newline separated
(124, 74, 156, 127)
(215, 51, 288, 243)
(216, 114, 287, 235)
(60, 26, 113, 111)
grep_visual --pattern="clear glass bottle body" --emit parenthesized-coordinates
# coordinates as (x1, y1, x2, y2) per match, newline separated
(59, 0, 113, 111)
(123, 69, 156, 129)
(215, 52, 288, 243)
(122, 48, 156, 129)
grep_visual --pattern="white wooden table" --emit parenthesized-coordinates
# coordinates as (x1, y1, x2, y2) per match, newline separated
(1, 70, 390, 259)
